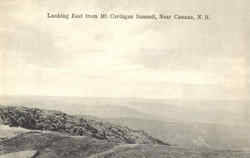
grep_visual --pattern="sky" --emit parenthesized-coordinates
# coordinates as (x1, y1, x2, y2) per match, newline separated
(0, 0, 249, 100)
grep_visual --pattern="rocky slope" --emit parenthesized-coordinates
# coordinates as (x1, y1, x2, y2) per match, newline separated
(0, 131, 118, 158)
(1, 105, 250, 158)
(0, 105, 168, 145)
(1, 131, 250, 158)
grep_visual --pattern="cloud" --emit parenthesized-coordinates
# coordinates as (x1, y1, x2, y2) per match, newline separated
(0, 0, 249, 100)
(0, 23, 70, 67)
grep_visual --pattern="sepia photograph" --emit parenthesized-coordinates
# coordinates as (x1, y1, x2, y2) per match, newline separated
(0, 0, 249, 157)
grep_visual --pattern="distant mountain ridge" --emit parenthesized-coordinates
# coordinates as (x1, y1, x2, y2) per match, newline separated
(108, 117, 250, 150)
(0, 105, 168, 145)
(0, 95, 248, 126)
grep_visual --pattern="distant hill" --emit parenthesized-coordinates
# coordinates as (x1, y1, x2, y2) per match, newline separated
(0, 95, 248, 126)
(0, 105, 168, 145)
(0, 95, 155, 119)
(108, 117, 250, 150)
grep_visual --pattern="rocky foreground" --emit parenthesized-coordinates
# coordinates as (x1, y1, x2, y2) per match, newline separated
(1, 105, 250, 158)
(0, 105, 167, 145)
(1, 130, 250, 158)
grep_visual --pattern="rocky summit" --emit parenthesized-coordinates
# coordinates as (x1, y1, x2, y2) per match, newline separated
(1, 105, 250, 158)
(0, 105, 168, 145)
